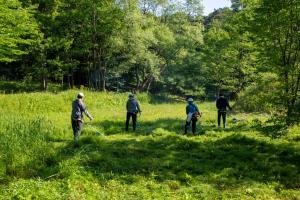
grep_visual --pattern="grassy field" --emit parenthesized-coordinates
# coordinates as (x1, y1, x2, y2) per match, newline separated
(0, 90, 299, 199)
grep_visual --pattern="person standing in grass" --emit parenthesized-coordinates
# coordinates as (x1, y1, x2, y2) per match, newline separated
(216, 93, 232, 128)
(125, 93, 142, 131)
(184, 98, 200, 135)
(71, 92, 93, 144)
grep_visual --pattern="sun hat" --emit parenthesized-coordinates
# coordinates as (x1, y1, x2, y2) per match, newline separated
(77, 92, 84, 98)
(187, 98, 193, 102)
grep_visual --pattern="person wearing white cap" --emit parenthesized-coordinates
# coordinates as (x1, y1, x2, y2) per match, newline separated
(184, 97, 200, 135)
(71, 92, 93, 144)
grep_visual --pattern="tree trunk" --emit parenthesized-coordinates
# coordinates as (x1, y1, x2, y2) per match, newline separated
(41, 75, 48, 91)
(93, 6, 97, 90)
(135, 65, 140, 93)
(100, 69, 106, 91)
(146, 77, 153, 93)
(286, 104, 294, 126)
(68, 75, 71, 89)
(98, 47, 106, 92)
(88, 63, 91, 89)
(71, 75, 74, 89)
(286, 73, 300, 125)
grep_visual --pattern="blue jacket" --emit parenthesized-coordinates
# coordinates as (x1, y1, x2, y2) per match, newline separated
(186, 102, 199, 115)
(126, 97, 141, 114)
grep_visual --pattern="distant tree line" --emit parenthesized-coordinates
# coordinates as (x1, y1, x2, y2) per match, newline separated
(0, 0, 299, 125)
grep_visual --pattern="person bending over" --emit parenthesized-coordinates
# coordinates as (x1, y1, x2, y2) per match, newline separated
(184, 98, 200, 135)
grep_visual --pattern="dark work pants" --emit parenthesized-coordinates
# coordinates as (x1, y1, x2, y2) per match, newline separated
(126, 112, 137, 131)
(71, 119, 83, 142)
(185, 118, 197, 134)
(218, 111, 227, 128)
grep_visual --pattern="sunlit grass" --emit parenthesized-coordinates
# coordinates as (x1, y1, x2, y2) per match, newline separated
(0, 91, 299, 199)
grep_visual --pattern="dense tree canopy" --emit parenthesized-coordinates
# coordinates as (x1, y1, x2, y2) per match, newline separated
(0, 0, 299, 125)
(0, 0, 40, 62)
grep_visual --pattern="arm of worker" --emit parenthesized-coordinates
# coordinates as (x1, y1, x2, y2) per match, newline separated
(216, 99, 220, 110)
(79, 101, 93, 120)
(195, 105, 200, 113)
(84, 109, 93, 120)
(136, 101, 142, 113)
(226, 99, 232, 110)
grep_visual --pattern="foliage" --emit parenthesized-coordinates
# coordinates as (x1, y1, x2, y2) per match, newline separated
(242, 0, 300, 125)
(0, 0, 298, 125)
(161, 12, 204, 96)
(0, 0, 40, 62)
(201, 6, 257, 98)
(235, 73, 281, 113)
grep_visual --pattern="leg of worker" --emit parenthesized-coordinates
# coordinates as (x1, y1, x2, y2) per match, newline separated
(185, 121, 190, 134)
(192, 118, 196, 134)
(125, 112, 131, 131)
(132, 113, 137, 131)
(222, 112, 227, 128)
(218, 111, 221, 127)
(72, 120, 82, 143)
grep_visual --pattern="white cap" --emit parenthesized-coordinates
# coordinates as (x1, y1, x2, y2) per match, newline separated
(187, 98, 193, 102)
(78, 92, 84, 98)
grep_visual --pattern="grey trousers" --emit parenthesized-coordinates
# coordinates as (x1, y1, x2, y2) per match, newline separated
(71, 119, 82, 142)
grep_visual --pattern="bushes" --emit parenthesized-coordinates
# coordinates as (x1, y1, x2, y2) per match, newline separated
(234, 73, 282, 113)
(0, 81, 65, 94)
(235, 72, 300, 126)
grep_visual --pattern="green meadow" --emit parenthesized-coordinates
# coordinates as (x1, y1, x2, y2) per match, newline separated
(0, 91, 299, 199)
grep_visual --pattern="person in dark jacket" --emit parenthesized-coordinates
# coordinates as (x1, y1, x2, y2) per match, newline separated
(125, 94, 141, 131)
(184, 98, 200, 135)
(71, 92, 93, 143)
(216, 93, 232, 128)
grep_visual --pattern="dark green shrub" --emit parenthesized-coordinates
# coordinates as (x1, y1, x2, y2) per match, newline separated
(235, 73, 282, 113)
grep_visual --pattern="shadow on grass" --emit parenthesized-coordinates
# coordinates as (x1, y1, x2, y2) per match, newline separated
(251, 119, 289, 139)
(29, 132, 300, 190)
(90, 118, 253, 136)
(91, 118, 185, 135)
(4, 117, 299, 191)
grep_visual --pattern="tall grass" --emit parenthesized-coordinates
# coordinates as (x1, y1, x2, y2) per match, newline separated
(0, 114, 53, 177)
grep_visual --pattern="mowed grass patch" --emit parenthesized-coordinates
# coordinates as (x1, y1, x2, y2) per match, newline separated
(0, 91, 299, 199)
